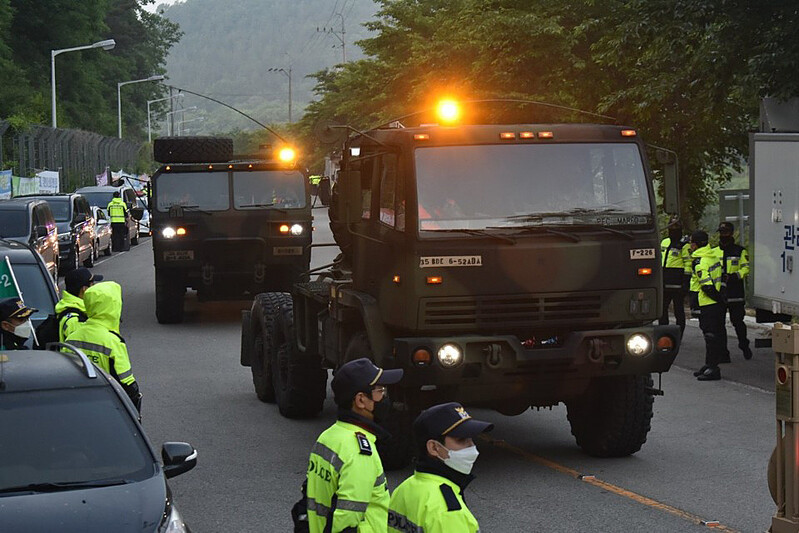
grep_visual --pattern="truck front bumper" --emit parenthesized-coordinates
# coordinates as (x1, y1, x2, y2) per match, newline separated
(389, 325, 680, 405)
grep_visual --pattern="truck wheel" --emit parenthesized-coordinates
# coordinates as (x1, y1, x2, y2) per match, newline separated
(566, 374, 654, 457)
(272, 297, 326, 418)
(249, 293, 287, 403)
(345, 332, 413, 470)
(155, 270, 186, 324)
(153, 136, 234, 164)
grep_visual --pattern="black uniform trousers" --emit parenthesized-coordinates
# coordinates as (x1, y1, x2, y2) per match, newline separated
(111, 222, 127, 252)
(699, 302, 726, 368)
(726, 301, 749, 350)
(659, 288, 686, 334)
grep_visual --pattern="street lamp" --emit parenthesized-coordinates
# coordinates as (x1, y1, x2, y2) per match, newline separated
(165, 107, 197, 135)
(51, 39, 116, 128)
(118, 74, 165, 138)
(147, 93, 183, 143)
(267, 67, 292, 123)
(177, 116, 205, 136)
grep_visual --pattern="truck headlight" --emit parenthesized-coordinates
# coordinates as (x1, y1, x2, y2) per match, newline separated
(290, 224, 303, 236)
(437, 343, 463, 367)
(626, 334, 651, 356)
(162, 227, 176, 239)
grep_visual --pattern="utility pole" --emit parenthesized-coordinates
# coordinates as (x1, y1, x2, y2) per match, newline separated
(267, 67, 292, 123)
(318, 12, 346, 63)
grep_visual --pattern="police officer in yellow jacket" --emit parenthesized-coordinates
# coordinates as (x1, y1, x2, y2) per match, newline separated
(306, 357, 403, 533)
(659, 217, 691, 335)
(55, 267, 102, 342)
(106, 191, 128, 252)
(388, 402, 493, 533)
(65, 281, 142, 409)
(690, 231, 726, 381)
(717, 222, 752, 360)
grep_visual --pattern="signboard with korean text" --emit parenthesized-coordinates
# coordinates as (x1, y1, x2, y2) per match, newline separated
(0, 170, 11, 200)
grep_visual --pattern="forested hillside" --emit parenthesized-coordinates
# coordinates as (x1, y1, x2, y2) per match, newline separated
(160, 0, 377, 133)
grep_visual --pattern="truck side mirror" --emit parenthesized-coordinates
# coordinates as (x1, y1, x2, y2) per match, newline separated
(340, 170, 362, 224)
(33, 225, 48, 239)
(656, 149, 680, 215)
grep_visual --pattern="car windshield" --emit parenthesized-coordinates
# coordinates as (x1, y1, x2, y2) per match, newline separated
(233, 170, 306, 209)
(0, 211, 28, 238)
(155, 172, 229, 212)
(414, 143, 652, 233)
(80, 192, 115, 208)
(41, 199, 70, 222)
(0, 387, 154, 491)
(12, 264, 55, 319)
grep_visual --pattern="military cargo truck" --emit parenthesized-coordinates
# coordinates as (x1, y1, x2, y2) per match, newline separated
(150, 137, 312, 323)
(241, 103, 682, 467)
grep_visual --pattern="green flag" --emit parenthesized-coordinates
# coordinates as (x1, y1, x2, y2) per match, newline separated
(0, 256, 22, 300)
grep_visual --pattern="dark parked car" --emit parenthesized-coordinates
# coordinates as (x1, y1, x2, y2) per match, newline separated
(0, 198, 59, 279)
(20, 193, 95, 272)
(76, 185, 140, 245)
(0, 345, 196, 532)
(0, 239, 59, 347)
(90, 206, 113, 259)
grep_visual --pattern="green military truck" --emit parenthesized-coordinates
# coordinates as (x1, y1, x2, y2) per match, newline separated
(150, 137, 312, 323)
(241, 103, 682, 467)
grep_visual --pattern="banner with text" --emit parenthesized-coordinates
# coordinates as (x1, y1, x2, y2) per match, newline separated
(0, 170, 11, 200)
(36, 170, 60, 193)
(96, 169, 108, 186)
(12, 176, 38, 196)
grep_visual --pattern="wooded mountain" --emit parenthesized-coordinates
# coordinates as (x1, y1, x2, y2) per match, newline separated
(160, 0, 378, 133)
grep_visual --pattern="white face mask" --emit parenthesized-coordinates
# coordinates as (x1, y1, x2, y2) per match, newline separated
(13, 320, 33, 340)
(440, 444, 479, 475)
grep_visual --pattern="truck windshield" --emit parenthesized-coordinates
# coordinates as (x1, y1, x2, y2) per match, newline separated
(232, 170, 306, 209)
(155, 172, 229, 212)
(415, 143, 652, 232)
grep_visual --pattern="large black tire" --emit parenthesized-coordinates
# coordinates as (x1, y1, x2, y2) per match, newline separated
(271, 296, 326, 418)
(344, 331, 413, 470)
(328, 181, 352, 263)
(566, 374, 654, 457)
(153, 136, 233, 164)
(249, 293, 287, 404)
(155, 269, 186, 324)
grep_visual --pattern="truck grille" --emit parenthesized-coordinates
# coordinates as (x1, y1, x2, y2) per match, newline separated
(421, 293, 602, 329)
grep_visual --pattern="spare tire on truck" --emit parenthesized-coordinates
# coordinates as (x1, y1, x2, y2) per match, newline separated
(153, 136, 233, 164)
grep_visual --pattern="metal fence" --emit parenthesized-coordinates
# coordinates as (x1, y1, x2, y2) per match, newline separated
(0, 121, 140, 192)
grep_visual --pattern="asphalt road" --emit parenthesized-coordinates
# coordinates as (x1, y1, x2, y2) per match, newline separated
(88, 205, 777, 532)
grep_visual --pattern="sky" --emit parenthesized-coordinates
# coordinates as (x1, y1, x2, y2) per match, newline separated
(142, 0, 181, 13)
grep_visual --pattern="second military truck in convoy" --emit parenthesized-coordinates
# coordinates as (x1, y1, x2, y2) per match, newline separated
(241, 101, 682, 466)
(150, 137, 312, 323)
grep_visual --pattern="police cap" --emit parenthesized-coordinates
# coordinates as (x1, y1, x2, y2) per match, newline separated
(331, 357, 403, 404)
(690, 230, 709, 246)
(0, 297, 36, 322)
(414, 402, 494, 441)
(65, 267, 103, 295)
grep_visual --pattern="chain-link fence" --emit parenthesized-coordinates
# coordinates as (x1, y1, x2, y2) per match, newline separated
(0, 121, 140, 192)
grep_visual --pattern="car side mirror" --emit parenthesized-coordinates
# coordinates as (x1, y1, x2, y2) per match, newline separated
(97, 218, 109, 225)
(161, 442, 197, 479)
(34, 225, 48, 238)
(130, 206, 144, 221)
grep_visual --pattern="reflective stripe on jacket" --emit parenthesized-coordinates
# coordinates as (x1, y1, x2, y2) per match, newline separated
(55, 290, 86, 342)
(693, 245, 723, 307)
(307, 420, 389, 533)
(65, 281, 136, 385)
(107, 198, 127, 223)
(720, 243, 750, 302)
(660, 237, 691, 289)
(389, 471, 479, 533)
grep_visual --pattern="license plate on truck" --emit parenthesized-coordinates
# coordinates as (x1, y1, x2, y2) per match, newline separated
(164, 250, 194, 261)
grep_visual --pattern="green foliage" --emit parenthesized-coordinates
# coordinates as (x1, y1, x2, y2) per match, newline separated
(0, 0, 179, 140)
(298, 0, 799, 223)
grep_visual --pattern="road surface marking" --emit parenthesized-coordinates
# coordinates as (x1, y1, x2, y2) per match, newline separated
(482, 435, 740, 532)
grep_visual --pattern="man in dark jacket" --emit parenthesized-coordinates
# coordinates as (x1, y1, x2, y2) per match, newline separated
(0, 298, 36, 350)
(717, 222, 752, 360)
